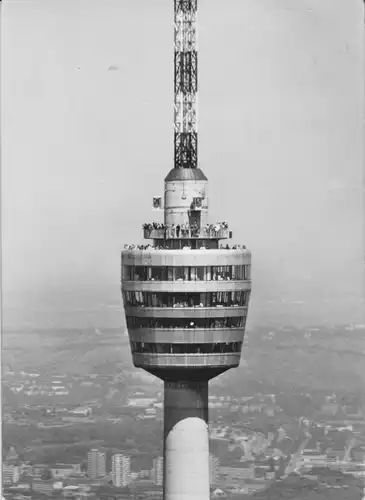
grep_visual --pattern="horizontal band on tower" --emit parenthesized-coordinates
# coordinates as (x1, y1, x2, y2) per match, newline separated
(164, 168, 207, 182)
(128, 327, 245, 344)
(133, 353, 241, 369)
(123, 290, 250, 307)
(131, 341, 242, 355)
(126, 315, 246, 329)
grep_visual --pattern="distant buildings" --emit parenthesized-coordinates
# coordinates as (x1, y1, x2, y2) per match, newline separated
(2, 447, 21, 485)
(352, 444, 365, 462)
(32, 479, 55, 496)
(32, 464, 48, 479)
(220, 464, 255, 481)
(70, 406, 92, 417)
(111, 454, 131, 487)
(298, 451, 328, 470)
(50, 463, 81, 479)
(2, 464, 20, 484)
(87, 449, 106, 478)
(127, 397, 157, 408)
(152, 457, 163, 487)
(209, 454, 220, 485)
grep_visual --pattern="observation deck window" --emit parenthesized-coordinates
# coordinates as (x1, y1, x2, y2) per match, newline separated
(123, 266, 133, 281)
(131, 341, 242, 355)
(122, 265, 249, 282)
(123, 290, 250, 308)
(126, 316, 246, 329)
(151, 240, 220, 250)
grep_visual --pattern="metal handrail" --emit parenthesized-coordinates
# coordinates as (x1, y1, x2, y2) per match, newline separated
(143, 228, 229, 239)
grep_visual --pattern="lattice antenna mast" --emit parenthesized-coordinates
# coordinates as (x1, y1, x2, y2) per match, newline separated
(174, 0, 198, 169)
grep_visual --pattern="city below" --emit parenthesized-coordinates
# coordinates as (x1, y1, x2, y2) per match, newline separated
(2, 323, 365, 500)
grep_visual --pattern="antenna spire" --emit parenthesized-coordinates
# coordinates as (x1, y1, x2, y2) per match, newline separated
(174, 0, 198, 169)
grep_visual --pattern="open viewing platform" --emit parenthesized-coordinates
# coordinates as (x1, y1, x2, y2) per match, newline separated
(143, 228, 230, 239)
(123, 244, 248, 252)
(142, 222, 230, 240)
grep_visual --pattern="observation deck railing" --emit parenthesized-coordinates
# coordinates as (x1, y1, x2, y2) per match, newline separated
(143, 228, 230, 240)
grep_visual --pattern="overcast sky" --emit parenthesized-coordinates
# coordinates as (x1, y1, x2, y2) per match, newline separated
(2, 0, 364, 326)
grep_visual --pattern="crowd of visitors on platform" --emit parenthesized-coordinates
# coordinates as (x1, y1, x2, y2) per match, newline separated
(220, 244, 246, 250)
(123, 243, 246, 251)
(142, 222, 167, 231)
(142, 221, 229, 238)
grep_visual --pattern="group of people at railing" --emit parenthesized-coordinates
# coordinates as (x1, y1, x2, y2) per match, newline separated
(142, 221, 229, 238)
(220, 244, 246, 250)
(124, 244, 155, 250)
(123, 243, 246, 251)
(142, 222, 166, 231)
(124, 243, 200, 250)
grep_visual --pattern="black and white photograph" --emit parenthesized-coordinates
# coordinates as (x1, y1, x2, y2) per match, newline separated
(1, 1, 364, 499)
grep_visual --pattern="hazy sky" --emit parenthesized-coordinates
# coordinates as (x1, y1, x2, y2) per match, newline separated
(2, 0, 364, 325)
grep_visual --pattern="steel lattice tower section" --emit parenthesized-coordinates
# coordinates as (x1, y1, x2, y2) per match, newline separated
(121, 1, 252, 499)
(174, 0, 198, 170)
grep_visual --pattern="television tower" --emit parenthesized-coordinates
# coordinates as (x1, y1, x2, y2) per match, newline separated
(121, 1, 252, 499)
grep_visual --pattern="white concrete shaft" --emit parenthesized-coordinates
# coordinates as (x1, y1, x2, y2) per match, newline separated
(163, 380, 210, 500)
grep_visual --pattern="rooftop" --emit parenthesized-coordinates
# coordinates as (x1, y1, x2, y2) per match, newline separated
(164, 167, 208, 182)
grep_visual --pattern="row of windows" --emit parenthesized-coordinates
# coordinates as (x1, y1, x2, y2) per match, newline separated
(152, 240, 220, 249)
(131, 341, 242, 355)
(122, 265, 250, 282)
(126, 316, 246, 329)
(123, 291, 250, 308)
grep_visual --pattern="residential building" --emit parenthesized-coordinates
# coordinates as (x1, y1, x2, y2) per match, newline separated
(209, 454, 220, 485)
(152, 457, 163, 487)
(2, 464, 20, 484)
(70, 406, 92, 417)
(32, 480, 55, 496)
(87, 449, 106, 478)
(31, 464, 48, 479)
(220, 465, 255, 481)
(111, 454, 131, 487)
(126, 397, 157, 408)
(51, 463, 81, 478)
(299, 452, 327, 469)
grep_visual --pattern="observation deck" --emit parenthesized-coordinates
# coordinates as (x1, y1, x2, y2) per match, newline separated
(121, 166, 252, 381)
(121, 246, 251, 380)
(143, 226, 230, 241)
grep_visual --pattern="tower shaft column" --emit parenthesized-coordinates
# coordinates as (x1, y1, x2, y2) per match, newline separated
(163, 379, 210, 500)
